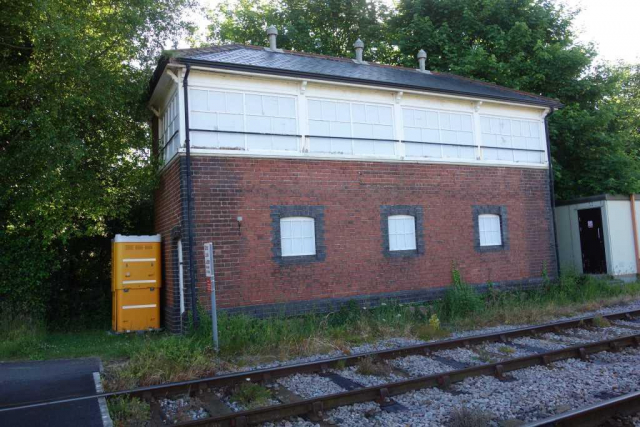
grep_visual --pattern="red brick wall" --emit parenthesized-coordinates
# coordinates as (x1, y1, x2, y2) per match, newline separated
(154, 159, 184, 331)
(172, 156, 556, 313)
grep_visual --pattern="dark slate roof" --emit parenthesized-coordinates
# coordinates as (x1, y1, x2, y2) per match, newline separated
(160, 44, 562, 108)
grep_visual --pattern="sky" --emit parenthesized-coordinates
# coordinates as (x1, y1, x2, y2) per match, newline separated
(188, 0, 640, 64)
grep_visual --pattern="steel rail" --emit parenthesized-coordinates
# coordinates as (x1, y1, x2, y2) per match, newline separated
(1, 308, 639, 413)
(170, 333, 640, 426)
(523, 389, 640, 427)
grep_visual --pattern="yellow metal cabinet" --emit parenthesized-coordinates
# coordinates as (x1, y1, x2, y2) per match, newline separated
(111, 234, 162, 332)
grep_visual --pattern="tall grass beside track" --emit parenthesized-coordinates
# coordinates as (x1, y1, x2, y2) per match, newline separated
(2, 270, 640, 392)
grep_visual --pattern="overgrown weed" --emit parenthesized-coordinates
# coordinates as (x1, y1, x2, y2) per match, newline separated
(355, 357, 392, 377)
(230, 382, 272, 409)
(107, 396, 150, 427)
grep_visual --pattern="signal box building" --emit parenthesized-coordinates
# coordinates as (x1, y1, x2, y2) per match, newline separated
(149, 32, 562, 332)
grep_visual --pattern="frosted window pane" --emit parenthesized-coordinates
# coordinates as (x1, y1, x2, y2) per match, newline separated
(378, 106, 393, 125)
(404, 127, 421, 141)
(353, 140, 374, 155)
(457, 131, 473, 145)
(375, 141, 395, 155)
(246, 134, 272, 151)
(351, 104, 366, 123)
(262, 96, 278, 115)
(403, 109, 414, 126)
(440, 113, 451, 130)
(246, 94, 263, 115)
(191, 89, 208, 111)
(218, 133, 244, 149)
(405, 143, 422, 156)
(226, 93, 243, 114)
(426, 111, 439, 129)
(461, 115, 473, 132)
(424, 144, 442, 158)
(271, 117, 291, 134)
(479, 214, 502, 246)
(247, 116, 271, 133)
(309, 137, 332, 153)
(191, 131, 218, 148)
(191, 111, 216, 130)
(373, 125, 393, 139)
(421, 129, 440, 142)
(272, 136, 297, 151)
(309, 120, 330, 137)
(530, 123, 539, 137)
(353, 123, 373, 138)
(322, 101, 336, 121)
(209, 91, 225, 112)
(331, 121, 351, 137)
(450, 114, 461, 131)
(217, 113, 244, 132)
(280, 217, 315, 256)
(388, 215, 416, 251)
(335, 103, 351, 122)
(414, 110, 426, 128)
(308, 100, 323, 120)
(365, 105, 378, 124)
(278, 98, 295, 117)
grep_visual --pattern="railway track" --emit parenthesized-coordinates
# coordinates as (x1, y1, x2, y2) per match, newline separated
(523, 389, 640, 426)
(4, 308, 640, 426)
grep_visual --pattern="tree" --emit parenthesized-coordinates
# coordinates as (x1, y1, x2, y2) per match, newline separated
(0, 0, 194, 321)
(209, 0, 640, 200)
(208, 0, 394, 62)
(550, 65, 640, 198)
(388, 0, 640, 199)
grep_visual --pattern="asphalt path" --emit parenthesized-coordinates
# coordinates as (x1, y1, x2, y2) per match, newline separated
(0, 358, 107, 427)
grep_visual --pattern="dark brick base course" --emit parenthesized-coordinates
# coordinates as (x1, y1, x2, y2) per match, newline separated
(222, 277, 546, 318)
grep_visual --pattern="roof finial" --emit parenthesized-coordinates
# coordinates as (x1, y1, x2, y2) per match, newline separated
(353, 38, 364, 63)
(265, 25, 282, 52)
(417, 49, 429, 73)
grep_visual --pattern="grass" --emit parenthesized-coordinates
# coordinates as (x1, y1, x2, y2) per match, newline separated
(355, 357, 392, 377)
(2, 270, 640, 394)
(498, 345, 515, 355)
(230, 382, 272, 409)
(592, 315, 612, 328)
(107, 396, 150, 427)
(447, 407, 492, 426)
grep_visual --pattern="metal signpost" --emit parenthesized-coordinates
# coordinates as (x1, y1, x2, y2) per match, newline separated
(203, 243, 219, 351)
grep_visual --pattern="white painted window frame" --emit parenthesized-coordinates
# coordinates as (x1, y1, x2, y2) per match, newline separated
(388, 215, 417, 251)
(478, 112, 547, 165)
(280, 216, 316, 257)
(158, 71, 550, 171)
(401, 106, 475, 160)
(306, 96, 397, 158)
(478, 214, 503, 247)
(188, 85, 300, 153)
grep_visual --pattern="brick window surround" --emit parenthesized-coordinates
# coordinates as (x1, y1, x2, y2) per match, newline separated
(380, 205, 425, 258)
(472, 205, 509, 252)
(271, 205, 326, 264)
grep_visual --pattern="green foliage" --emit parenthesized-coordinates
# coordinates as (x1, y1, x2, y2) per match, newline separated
(209, 0, 640, 200)
(0, 0, 195, 320)
(389, 0, 640, 199)
(208, 0, 394, 62)
(355, 356, 392, 377)
(107, 396, 150, 427)
(230, 382, 272, 409)
(440, 266, 484, 320)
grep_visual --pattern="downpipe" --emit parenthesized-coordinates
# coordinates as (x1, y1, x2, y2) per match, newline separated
(544, 108, 561, 278)
(183, 64, 200, 328)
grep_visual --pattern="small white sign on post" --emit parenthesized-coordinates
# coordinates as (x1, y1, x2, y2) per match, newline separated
(203, 243, 219, 351)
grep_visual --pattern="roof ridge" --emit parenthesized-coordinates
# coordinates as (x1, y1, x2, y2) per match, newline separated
(165, 43, 562, 108)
